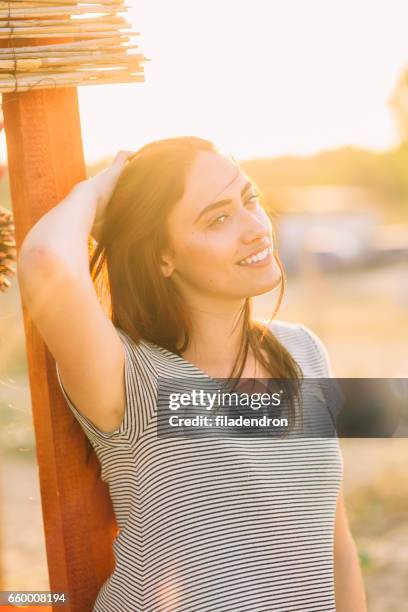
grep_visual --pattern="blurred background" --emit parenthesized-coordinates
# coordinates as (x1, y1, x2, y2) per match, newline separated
(0, 1, 407, 610)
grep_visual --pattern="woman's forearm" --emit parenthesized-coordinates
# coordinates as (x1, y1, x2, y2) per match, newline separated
(334, 534, 367, 611)
(18, 180, 99, 277)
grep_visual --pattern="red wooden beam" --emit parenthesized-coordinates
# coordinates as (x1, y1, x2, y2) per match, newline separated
(2, 87, 116, 611)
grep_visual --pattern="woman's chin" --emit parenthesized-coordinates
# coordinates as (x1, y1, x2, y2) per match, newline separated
(247, 264, 282, 291)
(247, 277, 282, 298)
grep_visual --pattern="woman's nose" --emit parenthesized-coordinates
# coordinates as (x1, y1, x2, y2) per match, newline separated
(240, 210, 270, 244)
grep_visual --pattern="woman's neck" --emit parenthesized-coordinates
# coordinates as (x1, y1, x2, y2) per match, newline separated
(179, 298, 247, 374)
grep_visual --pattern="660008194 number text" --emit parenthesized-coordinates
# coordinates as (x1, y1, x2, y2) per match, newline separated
(0, 591, 68, 606)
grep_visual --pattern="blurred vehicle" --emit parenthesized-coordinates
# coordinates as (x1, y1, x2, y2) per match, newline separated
(366, 224, 408, 266)
(271, 185, 408, 273)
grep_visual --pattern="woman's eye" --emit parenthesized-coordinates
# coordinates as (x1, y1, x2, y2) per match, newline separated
(246, 194, 260, 206)
(208, 195, 260, 227)
(209, 214, 229, 227)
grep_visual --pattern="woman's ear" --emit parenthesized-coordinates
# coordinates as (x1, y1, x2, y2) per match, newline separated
(159, 250, 175, 278)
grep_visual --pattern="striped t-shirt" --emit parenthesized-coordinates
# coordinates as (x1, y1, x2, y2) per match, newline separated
(55, 319, 344, 612)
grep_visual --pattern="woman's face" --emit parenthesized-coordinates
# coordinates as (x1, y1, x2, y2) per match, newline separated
(161, 150, 282, 301)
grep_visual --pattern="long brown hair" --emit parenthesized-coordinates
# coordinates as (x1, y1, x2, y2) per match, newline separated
(88, 136, 303, 450)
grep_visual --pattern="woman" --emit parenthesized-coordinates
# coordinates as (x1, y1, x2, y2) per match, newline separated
(17, 137, 366, 611)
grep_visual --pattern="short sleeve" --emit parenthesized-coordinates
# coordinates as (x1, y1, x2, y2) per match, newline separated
(297, 324, 345, 422)
(55, 327, 157, 448)
(296, 324, 334, 377)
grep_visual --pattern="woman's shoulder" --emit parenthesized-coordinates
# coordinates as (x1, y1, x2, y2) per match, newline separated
(114, 326, 161, 378)
(254, 316, 305, 340)
(114, 326, 189, 373)
(254, 317, 333, 377)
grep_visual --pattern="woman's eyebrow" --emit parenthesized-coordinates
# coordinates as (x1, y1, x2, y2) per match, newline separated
(194, 181, 253, 224)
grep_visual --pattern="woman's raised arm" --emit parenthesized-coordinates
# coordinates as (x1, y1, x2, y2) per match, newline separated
(17, 151, 134, 434)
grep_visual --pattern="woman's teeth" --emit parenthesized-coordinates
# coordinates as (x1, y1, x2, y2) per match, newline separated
(238, 246, 271, 266)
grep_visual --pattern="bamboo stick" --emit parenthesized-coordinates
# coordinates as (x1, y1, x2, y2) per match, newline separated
(0, 25, 137, 39)
(5, 0, 126, 5)
(0, 57, 41, 70)
(0, 46, 139, 58)
(0, 5, 127, 18)
(0, 46, 140, 59)
(0, 35, 131, 52)
(0, 22, 133, 32)
(0, 16, 130, 29)
(0, 1, 55, 5)
(0, 72, 144, 91)
(0, 16, 127, 28)
(0, 16, 127, 27)
(0, 66, 142, 78)
(0, 32, 137, 39)
(0, 53, 144, 70)
(0, 77, 144, 91)
(0, 65, 143, 79)
(40, 62, 143, 73)
(0, 0, 125, 5)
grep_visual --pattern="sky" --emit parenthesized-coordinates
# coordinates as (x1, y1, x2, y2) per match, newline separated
(1, 0, 408, 162)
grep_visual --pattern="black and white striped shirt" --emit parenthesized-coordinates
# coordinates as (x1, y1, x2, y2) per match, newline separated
(56, 319, 344, 611)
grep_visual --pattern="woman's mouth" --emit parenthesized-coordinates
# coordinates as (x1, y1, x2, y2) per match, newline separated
(237, 246, 273, 267)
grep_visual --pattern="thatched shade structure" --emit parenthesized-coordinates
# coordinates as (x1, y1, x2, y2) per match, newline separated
(0, 205, 16, 292)
(0, 0, 148, 92)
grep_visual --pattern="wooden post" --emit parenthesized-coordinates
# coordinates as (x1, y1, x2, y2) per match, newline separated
(2, 88, 116, 611)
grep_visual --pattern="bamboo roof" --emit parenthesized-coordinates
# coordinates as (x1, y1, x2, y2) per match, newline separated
(0, 0, 148, 92)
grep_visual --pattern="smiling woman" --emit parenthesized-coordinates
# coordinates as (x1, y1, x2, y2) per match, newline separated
(17, 135, 366, 611)
(90, 137, 299, 385)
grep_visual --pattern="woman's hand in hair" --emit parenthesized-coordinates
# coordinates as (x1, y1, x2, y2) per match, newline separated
(89, 150, 135, 242)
